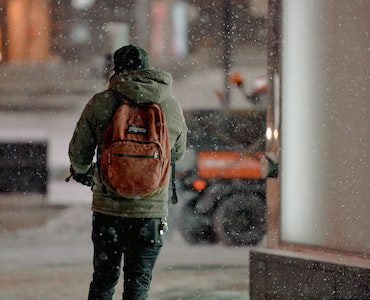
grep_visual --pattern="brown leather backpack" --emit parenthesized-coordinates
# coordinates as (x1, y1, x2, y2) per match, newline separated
(99, 95, 170, 197)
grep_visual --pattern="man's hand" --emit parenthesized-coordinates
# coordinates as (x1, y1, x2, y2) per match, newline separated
(66, 164, 95, 187)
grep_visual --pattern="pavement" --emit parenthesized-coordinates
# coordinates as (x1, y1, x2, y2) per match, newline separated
(0, 201, 258, 300)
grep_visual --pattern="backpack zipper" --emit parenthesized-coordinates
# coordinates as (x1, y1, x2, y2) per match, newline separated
(112, 152, 159, 159)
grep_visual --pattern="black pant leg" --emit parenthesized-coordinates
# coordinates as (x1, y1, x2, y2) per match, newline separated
(122, 218, 163, 300)
(88, 213, 123, 300)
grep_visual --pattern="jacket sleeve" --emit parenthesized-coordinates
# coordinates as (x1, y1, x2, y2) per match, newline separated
(174, 126, 187, 162)
(68, 97, 97, 173)
(173, 101, 187, 162)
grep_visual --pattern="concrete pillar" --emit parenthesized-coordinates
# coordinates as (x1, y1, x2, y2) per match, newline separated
(0, 27, 3, 62)
(150, 0, 169, 58)
(7, 0, 50, 62)
(29, 0, 51, 62)
(7, 0, 29, 62)
(133, 0, 150, 50)
(281, 0, 370, 254)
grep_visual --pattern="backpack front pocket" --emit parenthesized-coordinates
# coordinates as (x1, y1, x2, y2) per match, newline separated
(107, 141, 163, 196)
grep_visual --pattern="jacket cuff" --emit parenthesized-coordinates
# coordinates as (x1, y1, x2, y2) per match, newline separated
(72, 163, 91, 174)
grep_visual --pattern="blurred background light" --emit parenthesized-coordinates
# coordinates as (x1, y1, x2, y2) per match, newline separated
(71, 0, 95, 10)
(266, 127, 272, 140)
(70, 23, 91, 44)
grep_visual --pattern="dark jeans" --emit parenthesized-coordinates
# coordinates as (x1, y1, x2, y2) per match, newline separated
(88, 212, 163, 300)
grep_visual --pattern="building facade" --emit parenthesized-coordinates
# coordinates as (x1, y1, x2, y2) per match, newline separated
(0, 0, 188, 63)
(0, 0, 266, 64)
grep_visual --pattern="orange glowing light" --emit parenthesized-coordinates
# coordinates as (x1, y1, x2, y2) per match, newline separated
(197, 151, 262, 179)
(192, 179, 207, 191)
(230, 72, 244, 86)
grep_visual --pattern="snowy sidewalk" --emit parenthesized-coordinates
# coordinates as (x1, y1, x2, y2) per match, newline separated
(0, 204, 253, 300)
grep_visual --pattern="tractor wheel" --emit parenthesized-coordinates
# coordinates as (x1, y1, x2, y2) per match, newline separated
(179, 199, 217, 244)
(213, 192, 265, 246)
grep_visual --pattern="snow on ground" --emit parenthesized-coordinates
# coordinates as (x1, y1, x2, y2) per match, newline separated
(0, 202, 254, 299)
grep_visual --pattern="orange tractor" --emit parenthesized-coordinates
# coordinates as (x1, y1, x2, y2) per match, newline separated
(178, 74, 268, 246)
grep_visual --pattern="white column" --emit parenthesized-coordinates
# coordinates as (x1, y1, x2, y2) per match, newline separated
(281, 0, 370, 253)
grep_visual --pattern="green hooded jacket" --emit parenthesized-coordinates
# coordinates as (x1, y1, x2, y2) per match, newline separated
(69, 69, 187, 218)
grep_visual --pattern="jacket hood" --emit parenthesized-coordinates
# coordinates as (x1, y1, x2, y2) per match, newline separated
(109, 69, 173, 104)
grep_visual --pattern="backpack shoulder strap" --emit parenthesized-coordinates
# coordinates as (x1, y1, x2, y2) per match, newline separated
(170, 149, 178, 204)
(97, 89, 123, 195)
(109, 89, 132, 104)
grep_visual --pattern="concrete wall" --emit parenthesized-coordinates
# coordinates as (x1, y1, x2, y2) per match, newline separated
(281, 0, 370, 254)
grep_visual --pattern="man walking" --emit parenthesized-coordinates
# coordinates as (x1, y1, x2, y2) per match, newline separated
(68, 45, 187, 300)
